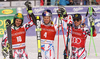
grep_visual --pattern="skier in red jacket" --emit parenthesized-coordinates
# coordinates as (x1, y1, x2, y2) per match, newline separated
(1, 2, 36, 58)
(64, 13, 97, 59)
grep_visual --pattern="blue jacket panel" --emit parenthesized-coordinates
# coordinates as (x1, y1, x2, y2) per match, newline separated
(59, 0, 70, 5)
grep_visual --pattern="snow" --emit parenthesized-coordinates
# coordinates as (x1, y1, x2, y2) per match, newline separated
(0, 34, 100, 59)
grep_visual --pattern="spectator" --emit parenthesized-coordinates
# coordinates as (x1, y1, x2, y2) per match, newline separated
(58, 0, 70, 5)
(70, 0, 90, 5)
(47, 0, 51, 5)
(84, 0, 90, 5)
(69, 0, 74, 5)
(40, 0, 44, 6)
(90, 0, 99, 5)
(40, 0, 51, 6)
(72, 0, 81, 5)
(96, 0, 100, 5)
(51, 0, 56, 5)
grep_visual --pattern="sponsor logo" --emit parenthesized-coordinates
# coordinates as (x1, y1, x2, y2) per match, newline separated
(94, 7, 100, 11)
(37, 20, 41, 39)
(53, 8, 58, 13)
(33, 8, 45, 13)
(72, 37, 81, 44)
(42, 28, 55, 32)
(73, 7, 83, 12)
(2, 9, 13, 14)
(12, 31, 25, 36)
(72, 31, 82, 36)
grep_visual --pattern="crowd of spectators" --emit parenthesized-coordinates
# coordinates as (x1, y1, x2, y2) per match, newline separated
(40, 0, 100, 6)
(0, 0, 100, 6)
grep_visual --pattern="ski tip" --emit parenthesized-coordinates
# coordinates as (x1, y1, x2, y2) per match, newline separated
(67, 15, 73, 24)
(95, 53, 97, 56)
(88, 53, 90, 56)
(36, 16, 40, 19)
(6, 19, 11, 24)
(4, 58, 6, 59)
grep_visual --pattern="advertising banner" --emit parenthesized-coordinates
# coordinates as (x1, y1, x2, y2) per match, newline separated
(0, 8, 16, 37)
(23, 6, 100, 36)
(0, 8, 16, 15)
(0, 6, 100, 37)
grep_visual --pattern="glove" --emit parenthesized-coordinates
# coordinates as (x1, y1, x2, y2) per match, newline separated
(89, 16, 95, 26)
(89, 16, 95, 33)
(90, 21, 95, 33)
(25, 1, 33, 14)
(2, 47, 8, 57)
(57, 6, 67, 18)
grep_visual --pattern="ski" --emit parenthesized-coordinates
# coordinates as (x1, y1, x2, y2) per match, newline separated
(57, 6, 66, 59)
(64, 15, 73, 59)
(36, 16, 42, 59)
(6, 19, 13, 59)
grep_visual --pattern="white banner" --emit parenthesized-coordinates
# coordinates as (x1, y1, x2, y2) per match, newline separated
(0, 2, 10, 7)
(11, 1, 40, 7)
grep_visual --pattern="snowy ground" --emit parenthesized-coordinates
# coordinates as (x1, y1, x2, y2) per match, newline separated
(0, 34, 100, 59)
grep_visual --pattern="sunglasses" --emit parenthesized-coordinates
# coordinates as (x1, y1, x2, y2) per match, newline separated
(73, 19, 81, 22)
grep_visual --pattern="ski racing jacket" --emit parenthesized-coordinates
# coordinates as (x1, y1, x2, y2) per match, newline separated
(1, 20, 34, 49)
(41, 23, 58, 41)
(71, 25, 97, 48)
(63, 15, 97, 48)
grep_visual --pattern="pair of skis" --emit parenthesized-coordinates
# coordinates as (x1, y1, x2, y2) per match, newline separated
(64, 15, 73, 59)
(57, 6, 73, 59)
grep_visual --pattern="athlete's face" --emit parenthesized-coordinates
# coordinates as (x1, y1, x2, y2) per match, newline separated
(15, 19, 22, 27)
(43, 16, 51, 24)
(74, 19, 82, 27)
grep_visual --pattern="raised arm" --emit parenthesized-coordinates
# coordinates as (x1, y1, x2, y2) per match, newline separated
(25, 1, 37, 25)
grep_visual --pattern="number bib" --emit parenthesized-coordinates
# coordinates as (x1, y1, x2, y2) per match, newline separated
(41, 24, 56, 40)
(11, 27, 26, 49)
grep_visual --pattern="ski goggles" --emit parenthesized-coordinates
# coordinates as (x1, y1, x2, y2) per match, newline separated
(73, 19, 81, 22)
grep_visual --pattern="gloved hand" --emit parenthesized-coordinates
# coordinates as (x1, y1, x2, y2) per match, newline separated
(2, 47, 8, 57)
(57, 6, 67, 18)
(89, 16, 95, 26)
(24, 1, 33, 14)
(89, 16, 95, 33)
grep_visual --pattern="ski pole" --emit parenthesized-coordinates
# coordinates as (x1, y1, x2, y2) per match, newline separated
(87, 7, 97, 56)
(60, 16, 69, 59)
(4, 56, 6, 59)
(61, 19, 66, 51)
(90, 27, 97, 56)
(57, 16, 60, 59)
(88, 34, 92, 55)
